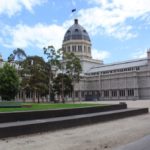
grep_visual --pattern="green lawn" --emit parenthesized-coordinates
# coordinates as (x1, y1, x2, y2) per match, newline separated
(0, 102, 102, 112)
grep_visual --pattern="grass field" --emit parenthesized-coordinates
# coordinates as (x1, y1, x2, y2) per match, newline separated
(0, 102, 102, 112)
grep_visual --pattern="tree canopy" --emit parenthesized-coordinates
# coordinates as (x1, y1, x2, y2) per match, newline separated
(64, 52, 82, 82)
(8, 48, 27, 62)
(3, 47, 82, 102)
(20, 56, 49, 102)
(0, 63, 20, 101)
(53, 73, 73, 102)
(63, 52, 82, 101)
(43, 46, 62, 101)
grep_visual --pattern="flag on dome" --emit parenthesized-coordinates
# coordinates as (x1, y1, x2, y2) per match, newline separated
(72, 9, 76, 12)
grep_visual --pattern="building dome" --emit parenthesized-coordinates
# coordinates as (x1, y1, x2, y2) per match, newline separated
(62, 19, 92, 59)
(63, 19, 90, 42)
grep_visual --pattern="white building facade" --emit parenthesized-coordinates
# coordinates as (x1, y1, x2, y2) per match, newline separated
(63, 19, 150, 101)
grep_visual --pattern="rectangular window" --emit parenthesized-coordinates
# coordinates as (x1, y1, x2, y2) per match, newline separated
(92, 91, 95, 96)
(95, 91, 98, 95)
(78, 45, 82, 52)
(128, 89, 134, 96)
(72, 46, 76, 52)
(84, 46, 86, 52)
(119, 90, 125, 97)
(88, 47, 91, 53)
(104, 90, 109, 97)
(112, 90, 117, 97)
(75, 91, 78, 97)
(67, 46, 70, 52)
(63, 47, 66, 52)
(81, 91, 84, 97)
(88, 91, 92, 95)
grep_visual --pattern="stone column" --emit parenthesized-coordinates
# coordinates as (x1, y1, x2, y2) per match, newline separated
(117, 90, 120, 100)
(125, 89, 128, 100)
(109, 90, 112, 100)
(134, 88, 139, 100)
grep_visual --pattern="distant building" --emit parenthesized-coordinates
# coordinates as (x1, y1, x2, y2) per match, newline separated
(62, 19, 150, 100)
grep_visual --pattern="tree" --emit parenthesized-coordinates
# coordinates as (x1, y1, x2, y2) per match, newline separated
(20, 56, 49, 103)
(0, 63, 20, 101)
(43, 46, 61, 102)
(64, 52, 82, 102)
(53, 73, 73, 103)
(8, 48, 27, 78)
(8, 48, 27, 62)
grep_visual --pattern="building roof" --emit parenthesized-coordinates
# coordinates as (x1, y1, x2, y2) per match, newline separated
(63, 19, 91, 42)
(87, 58, 148, 73)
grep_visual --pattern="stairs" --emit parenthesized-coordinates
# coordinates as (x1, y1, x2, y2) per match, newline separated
(0, 104, 148, 139)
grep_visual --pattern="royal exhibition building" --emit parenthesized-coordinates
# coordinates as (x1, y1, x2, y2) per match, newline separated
(62, 19, 150, 101)
(1, 19, 150, 101)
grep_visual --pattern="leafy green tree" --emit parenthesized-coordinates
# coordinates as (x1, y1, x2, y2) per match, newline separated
(8, 48, 27, 78)
(43, 46, 61, 102)
(64, 52, 82, 102)
(0, 63, 20, 101)
(53, 73, 73, 103)
(8, 48, 27, 62)
(21, 56, 49, 103)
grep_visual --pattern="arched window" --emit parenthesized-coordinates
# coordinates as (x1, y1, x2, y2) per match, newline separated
(75, 29, 78, 32)
(67, 30, 71, 33)
(83, 30, 87, 33)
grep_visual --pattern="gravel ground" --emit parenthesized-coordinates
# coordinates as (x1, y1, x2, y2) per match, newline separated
(0, 100, 150, 150)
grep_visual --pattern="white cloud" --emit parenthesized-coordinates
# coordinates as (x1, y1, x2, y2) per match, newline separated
(0, 0, 46, 16)
(132, 49, 148, 59)
(1, 23, 66, 50)
(1, 0, 150, 53)
(78, 0, 150, 39)
(92, 48, 110, 60)
(0, 21, 111, 60)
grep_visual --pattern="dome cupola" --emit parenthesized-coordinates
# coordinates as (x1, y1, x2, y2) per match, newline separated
(62, 19, 92, 59)
(63, 19, 91, 42)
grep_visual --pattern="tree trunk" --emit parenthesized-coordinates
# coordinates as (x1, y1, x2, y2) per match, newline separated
(37, 93, 40, 103)
(33, 90, 36, 103)
(61, 75, 65, 103)
(23, 91, 26, 103)
(72, 83, 75, 103)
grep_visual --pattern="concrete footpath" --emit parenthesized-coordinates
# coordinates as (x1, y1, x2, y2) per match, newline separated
(116, 135, 150, 150)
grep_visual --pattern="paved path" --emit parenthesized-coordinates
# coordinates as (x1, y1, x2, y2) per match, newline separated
(116, 135, 150, 150)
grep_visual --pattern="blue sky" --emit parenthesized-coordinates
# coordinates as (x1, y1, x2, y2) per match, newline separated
(0, 0, 150, 63)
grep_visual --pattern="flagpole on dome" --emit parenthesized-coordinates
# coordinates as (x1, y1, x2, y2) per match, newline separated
(71, 8, 77, 21)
